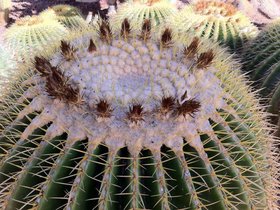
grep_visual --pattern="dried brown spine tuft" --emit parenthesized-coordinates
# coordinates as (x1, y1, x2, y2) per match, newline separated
(161, 28, 173, 48)
(159, 97, 175, 115)
(34, 56, 53, 77)
(96, 100, 113, 118)
(88, 39, 97, 53)
(184, 37, 200, 58)
(121, 18, 131, 39)
(174, 98, 201, 118)
(196, 49, 214, 68)
(127, 104, 145, 124)
(140, 19, 151, 41)
(60, 41, 77, 61)
(34, 56, 80, 104)
(99, 20, 112, 44)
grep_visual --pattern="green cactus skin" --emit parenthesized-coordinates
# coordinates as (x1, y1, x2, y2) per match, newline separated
(3, 15, 68, 62)
(169, 1, 258, 52)
(109, 0, 177, 33)
(40, 4, 88, 30)
(0, 20, 278, 210)
(243, 19, 280, 123)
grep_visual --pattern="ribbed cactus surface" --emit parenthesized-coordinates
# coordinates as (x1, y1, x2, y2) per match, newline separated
(0, 20, 278, 210)
(0, 45, 16, 89)
(110, 0, 177, 33)
(3, 15, 68, 62)
(40, 4, 88, 29)
(243, 19, 280, 121)
(170, 1, 258, 51)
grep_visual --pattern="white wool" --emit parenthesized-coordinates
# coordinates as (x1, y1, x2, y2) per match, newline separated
(17, 38, 231, 154)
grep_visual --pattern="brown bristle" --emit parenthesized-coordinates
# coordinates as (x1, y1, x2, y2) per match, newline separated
(44, 66, 80, 104)
(99, 20, 112, 44)
(160, 97, 175, 115)
(88, 39, 97, 53)
(180, 91, 188, 102)
(127, 104, 145, 124)
(140, 19, 151, 41)
(60, 41, 77, 61)
(174, 99, 201, 118)
(34, 56, 52, 77)
(121, 18, 131, 39)
(161, 28, 173, 48)
(196, 49, 214, 69)
(184, 37, 200, 58)
(96, 100, 112, 118)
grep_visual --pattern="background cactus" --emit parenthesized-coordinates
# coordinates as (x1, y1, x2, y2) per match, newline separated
(3, 15, 68, 62)
(0, 20, 278, 210)
(243, 19, 280, 124)
(109, 0, 177, 33)
(169, 0, 258, 51)
(0, 44, 16, 90)
(40, 4, 89, 29)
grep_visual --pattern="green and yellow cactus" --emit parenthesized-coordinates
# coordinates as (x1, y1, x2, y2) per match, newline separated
(0, 20, 278, 210)
(243, 19, 280, 123)
(169, 0, 258, 51)
(40, 4, 88, 29)
(110, 0, 177, 33)
(3, 15, 68, 62)
(0, 44, 16, 89)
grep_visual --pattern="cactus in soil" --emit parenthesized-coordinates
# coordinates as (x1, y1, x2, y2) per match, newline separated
(0, 20, 278, 210)
(40, 4, 88, 29)
(3, 15, 68, 62)
(243, 19, 280, 123)
(169, 0, 258, 51)
(109, 0, 177, 33)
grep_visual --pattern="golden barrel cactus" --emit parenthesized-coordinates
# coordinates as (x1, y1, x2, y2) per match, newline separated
(0, 19, 278, 210)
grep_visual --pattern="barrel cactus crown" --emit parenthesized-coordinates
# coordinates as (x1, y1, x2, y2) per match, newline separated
(40, 4, 88, 29)
(3, 15, 68, 62)
(169, 0, 258, 51)
(0, 20, 278, 210)
(243, 19, 280, 120)
(109, 0, 177, 33)
(0, 0, 11, 10)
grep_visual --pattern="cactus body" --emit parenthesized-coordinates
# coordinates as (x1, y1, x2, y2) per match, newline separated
(0, 45, 16, 89)
(40, 5, 88, 29)
(243, 19, 280, 121)
(0, 21, 278, 210)
(3, 15, 68, 62)
(110, 0, 177, 33)
(169, 1, 258, 51)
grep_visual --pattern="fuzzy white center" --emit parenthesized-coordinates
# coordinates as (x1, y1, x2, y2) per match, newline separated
(18, 38, 229, 154)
